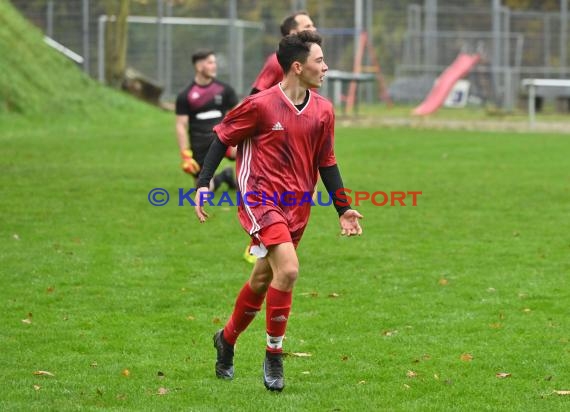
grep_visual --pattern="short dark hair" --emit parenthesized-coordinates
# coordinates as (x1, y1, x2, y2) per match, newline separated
(276, 31, 323, 74)
(192, 49, 215, 65)
(280, 11, 309, 37)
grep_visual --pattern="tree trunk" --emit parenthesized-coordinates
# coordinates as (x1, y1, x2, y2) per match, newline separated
(104, 0, 130, 88)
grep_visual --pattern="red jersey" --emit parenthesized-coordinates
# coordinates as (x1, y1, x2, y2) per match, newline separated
(213, 85, 336, 235)
(251, 53, 283, 92)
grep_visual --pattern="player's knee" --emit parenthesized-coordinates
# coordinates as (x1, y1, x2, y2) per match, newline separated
(278, 264, 299, 284)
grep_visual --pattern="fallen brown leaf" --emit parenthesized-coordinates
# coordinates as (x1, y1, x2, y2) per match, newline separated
(47, 286, 55, 293)
(121, 369, 130, 377)
(406, 370, 418, 378)
(33, 370, 55, 377)
(289, 352, 312, 357)
(489, 323, 503, 329)
(157, 387, 168, 395)
(438, 278, 449, 286)
(496, 372, 511, 379)
(341, 355, 349, 361)
(212, 317, 221, 324)
(460, 353, 474, 362)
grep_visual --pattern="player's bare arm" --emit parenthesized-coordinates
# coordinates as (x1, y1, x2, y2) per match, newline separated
(175, 115, 189, 152)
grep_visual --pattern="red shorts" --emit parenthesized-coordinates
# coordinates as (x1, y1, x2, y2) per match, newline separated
(249, 222, 305, 258)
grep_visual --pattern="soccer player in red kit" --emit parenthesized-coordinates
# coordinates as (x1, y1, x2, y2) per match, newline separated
(250, 11, 316, 95)
(243, 11, 317, 264)
(194, 31, 363, 392)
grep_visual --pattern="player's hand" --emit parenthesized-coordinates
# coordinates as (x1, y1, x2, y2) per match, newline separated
(181, 149, 200, 175)
(339, 209, 363, 236)
(194, 187, 210, 223)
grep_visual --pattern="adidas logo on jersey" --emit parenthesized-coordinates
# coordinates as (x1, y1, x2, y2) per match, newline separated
(272, 121, 284, 131)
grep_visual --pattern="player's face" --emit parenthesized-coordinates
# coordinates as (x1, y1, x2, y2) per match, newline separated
(299, 43, 328, 89)
(196, 55, 217, 80)
(292, 15, 316, 33)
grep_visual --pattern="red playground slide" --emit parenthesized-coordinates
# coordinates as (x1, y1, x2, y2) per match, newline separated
(412, 53, 480, 116)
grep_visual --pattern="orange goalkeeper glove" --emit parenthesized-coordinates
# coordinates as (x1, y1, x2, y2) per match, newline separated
(181, 149, 200, 175)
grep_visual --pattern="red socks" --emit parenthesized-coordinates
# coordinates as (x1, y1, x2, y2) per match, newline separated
(265, 286, 292, 353)
(223, 282, 265, 345)
(221, 283, 293, 353)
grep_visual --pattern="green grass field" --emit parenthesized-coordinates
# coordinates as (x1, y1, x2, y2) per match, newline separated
(1, 108, 569, 411)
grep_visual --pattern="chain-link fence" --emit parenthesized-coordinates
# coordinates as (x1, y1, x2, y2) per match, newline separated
(8, 0, 407, 103)
(10, 0, 570, 110)
(397, 1, 570, 110)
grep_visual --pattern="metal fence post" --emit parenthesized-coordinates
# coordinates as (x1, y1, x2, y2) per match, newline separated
(98, 15, 107, 83)
(561, 0, 568, 69)
(228, 0, 238, 92)
(165, 1, 173, 97)
(424, 0, 437, 73)
(503, 6, 512, 110)
(46, 0, 54, 38)
(365, 0, 373, 103)
(82, 0, 90, 74)
(355, 0, 363, 66)
(157, 0, 164, 85)
(492, 0, 502, 106)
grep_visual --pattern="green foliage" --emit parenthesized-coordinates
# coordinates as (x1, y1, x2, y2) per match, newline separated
(504, 0, 561, 11)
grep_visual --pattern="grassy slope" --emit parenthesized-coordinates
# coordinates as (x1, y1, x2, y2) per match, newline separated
(0, 0, 152, 117)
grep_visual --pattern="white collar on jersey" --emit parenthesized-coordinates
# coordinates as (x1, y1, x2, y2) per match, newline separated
(278, 83, 311, 115)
